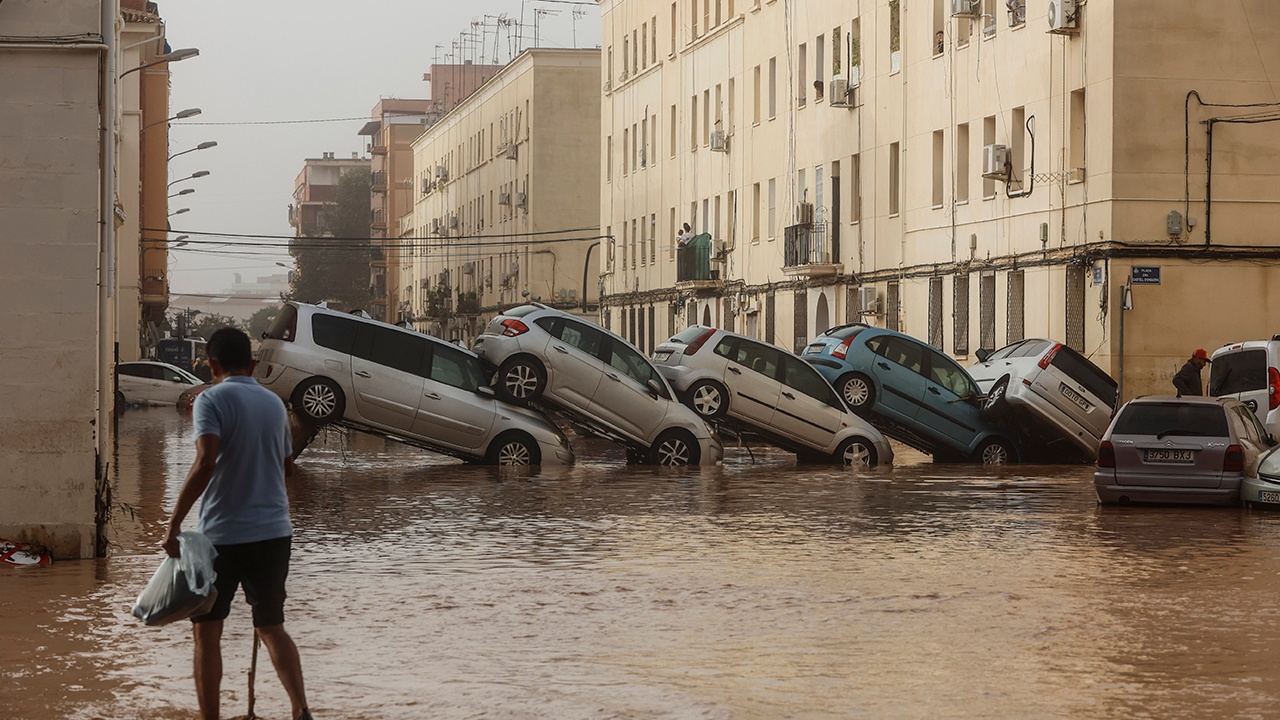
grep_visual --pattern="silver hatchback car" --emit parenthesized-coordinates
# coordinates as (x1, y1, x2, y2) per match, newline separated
(254, 302, 573, 466)
(652, 326, 893, 466)
(971, 339, 1118, 461)
(473, 305, 723, 466)
(1094, 396, 1272, 505)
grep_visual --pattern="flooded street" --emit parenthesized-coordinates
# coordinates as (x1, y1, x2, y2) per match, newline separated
(6, 411, 1280, 719)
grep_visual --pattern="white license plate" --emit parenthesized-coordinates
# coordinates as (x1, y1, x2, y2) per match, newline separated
(653, 351, 672, 362)
(1260, 490, 1280, 504)
(803, 345, 822, 355)
(1143, 449, 1195, 463)
(1060, 383, 1091, 411)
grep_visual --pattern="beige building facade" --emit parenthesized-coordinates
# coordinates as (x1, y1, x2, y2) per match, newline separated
(406, 48, 602, 344)
(601, 0, 1280, 399)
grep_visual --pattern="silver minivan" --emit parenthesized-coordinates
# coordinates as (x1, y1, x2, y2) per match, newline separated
(254, 302, 573, 466)
(1209, 338, 1280, 438)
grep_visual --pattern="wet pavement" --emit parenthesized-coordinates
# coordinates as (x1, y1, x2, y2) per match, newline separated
(6, 409, 1280, 718)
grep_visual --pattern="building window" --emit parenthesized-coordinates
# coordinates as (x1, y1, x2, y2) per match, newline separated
(932, 0, 945, 55)
(953, 274, 970, 356)
(932, 129, 945, 208)
(979, 272, 996, 352)
(650, 213, 657, 263)
(929, 276, 944, 348)
(956, 122, 970, 202)
(888, 142, 900, 216)
(669, 104, 677, 157)
(753, 65, 762, 123)
(727, 77, 735, 132)
(851, 153, 862, 223)
(690, 95, 698, 149)
(606, 135, 612, 181)
(982, 115, 996, 198)
(767, 178, 777, 238)
(982, 0, 996, 37)
(1070, 89, 1085, 179)
(671, 2, 678, 54)
(622, 128, 629, 174)
(889, 0, 901, 73)
(752, 182, 761, 241)
(797, 43, 807, 108)
(768, 56, 777, 119)
(1011, 106, 1026, 186)
(668, 207, 677, 260)
(1007, 269, 1025, 343)
(703, 88, 711, 144)
(886, 280, 900, 332)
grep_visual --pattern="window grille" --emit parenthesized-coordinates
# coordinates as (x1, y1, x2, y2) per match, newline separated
(953, 274, 970, 356)
(765, 292, 776, 344)
(1066, 264, 1086, 351)
(846, 285, 860, 324)
(1007, 270, 1025, 343)
(980, 273, 996, 352)
(928, 277, 944, 349)
(886, 281, 900, 332)
(793, 291, 808, 353)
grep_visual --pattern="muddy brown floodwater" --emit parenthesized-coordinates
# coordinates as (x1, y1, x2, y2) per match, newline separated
(6, 410, 1280, 719)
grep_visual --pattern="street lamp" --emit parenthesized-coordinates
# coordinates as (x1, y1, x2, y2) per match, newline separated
(168, 140, 217, 161)
(172, 235, 189, 247)
(168, 169, 210, 187)
(142, 107, 201, 132)
(168, 207, 190, 217)
(168, 187, 195, 199)
(119, 47, 199, 79)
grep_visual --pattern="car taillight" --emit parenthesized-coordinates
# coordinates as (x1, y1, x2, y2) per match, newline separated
(1038, 343, 1063, 370)
(833, 336, 855, 360)
(1269, 367, 1280, 411)
(1097, 441, 1115, 468)
(683, 328, 718, 355)
(500, 319, 529, 337)
(1223, 445, 1245, 473)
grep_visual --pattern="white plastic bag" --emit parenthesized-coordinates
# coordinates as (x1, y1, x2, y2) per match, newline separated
(131, 532, 219, 626)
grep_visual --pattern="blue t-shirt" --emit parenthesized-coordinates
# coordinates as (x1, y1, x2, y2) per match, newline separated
(191, 376, 293, 545)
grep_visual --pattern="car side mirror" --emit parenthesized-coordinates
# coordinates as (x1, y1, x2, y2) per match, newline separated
(646, 379, 663, 399)
(975, 348, 990, 363)
(475, 386, 496, 398)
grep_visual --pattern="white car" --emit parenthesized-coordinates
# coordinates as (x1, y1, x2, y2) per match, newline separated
(969, 339, 1118, 461)
(254, 302, 573, 466)
(472, 304, 723, 466)
(1209, 338, 1280, 438)
(117, 360, 203, 406)
(652, 326, 894, 467)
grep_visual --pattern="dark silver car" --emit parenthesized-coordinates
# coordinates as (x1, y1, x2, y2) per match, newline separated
(1094, 396, 1273, 505)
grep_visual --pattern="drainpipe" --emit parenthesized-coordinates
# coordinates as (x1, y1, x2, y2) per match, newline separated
(581, 241, 600, 311)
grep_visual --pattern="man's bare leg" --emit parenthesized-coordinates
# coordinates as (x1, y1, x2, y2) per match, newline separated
(192, 620, 223, 720)
(256, 623, 308, 718)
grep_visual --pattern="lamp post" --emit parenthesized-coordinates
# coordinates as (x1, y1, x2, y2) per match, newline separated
(168, 187, 194, 199)
(168, 170, 210, 187)
(119, 47, 198, 79)
(142, 107, 200, 132)
(168, 207, 189, 217)
(168, 140, 217, 161)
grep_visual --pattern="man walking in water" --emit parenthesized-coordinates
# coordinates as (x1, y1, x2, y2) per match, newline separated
(163, 327, 313, 720)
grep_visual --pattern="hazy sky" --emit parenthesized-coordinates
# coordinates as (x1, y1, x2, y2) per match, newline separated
(161, 0, 600, 294)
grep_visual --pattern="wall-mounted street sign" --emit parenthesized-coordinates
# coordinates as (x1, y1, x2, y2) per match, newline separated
(1131, 266, 1161, 285)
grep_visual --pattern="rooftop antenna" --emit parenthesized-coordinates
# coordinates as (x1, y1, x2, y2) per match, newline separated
(533, 7, 559, 49)
(571, 7, 587, 48)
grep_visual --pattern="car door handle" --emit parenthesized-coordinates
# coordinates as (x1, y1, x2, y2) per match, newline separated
(424, 392, 441, 401)
(355, 370, 372, 378)
(553, 345, 570, 354)
(928, 387, 941, 395)
(782, 391, 795, 400)
(606, 372, 621, 382)
(728, 367, 742, 375)
(877, 362, 890, 370)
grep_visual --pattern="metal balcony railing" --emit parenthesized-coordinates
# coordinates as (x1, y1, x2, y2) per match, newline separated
(676, 233, 716, 283)
(783, 223, 831, 267)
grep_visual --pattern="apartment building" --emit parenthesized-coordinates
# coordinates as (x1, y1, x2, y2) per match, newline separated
(601, 0, 1280, 397)
(406, 48, 601, 345)
(289, 153, 371, 237)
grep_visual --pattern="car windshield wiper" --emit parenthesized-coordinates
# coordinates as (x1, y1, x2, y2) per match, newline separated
(1155, 429, 1199, 439)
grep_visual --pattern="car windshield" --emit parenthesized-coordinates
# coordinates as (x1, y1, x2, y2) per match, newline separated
(1208, 349, 1266, 396)
(668, 326, 709, 345)
(1112, 403, 1229, 438)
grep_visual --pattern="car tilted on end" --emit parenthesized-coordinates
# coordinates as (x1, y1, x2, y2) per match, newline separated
(802, 324, 1019, 464)
(472, 304, 722, 466)
(651, 326, 893, 466)
(1095, 395, 1274, 505)
(253, 302, 573, 466)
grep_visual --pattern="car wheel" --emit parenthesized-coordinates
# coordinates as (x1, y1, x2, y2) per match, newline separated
(973, 437, 1016, 465)
(835, 436, 878, 467)
(497, 356, 546, 403)
(114, 390, 127, 414)
(839, 373, 876, 412)
(488, 432, 540, 466)
(649, 429, 701, 466)
(982, 378, 1009, 415)
(686, 380, 729, 419)
(291, 377, 345, 423)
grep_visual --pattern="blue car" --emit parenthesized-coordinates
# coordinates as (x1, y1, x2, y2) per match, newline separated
(801, 324, 1020, 464)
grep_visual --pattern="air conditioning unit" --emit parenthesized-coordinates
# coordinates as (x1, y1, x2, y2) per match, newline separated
(829, 78, 856, 108)
(435, 165, 448, 181)
(794, 202, 815, 225)
(603, 79, 612, 92)
(710, 130, 729, 152)
(514, 191, 527, 208)
(421, 177, 431, 194)
(858, 286, 882, 315)
(982, 144, 1010, 179)
(448, 214, 459, 229)
(568, 289, 577, 299)
(639, 146, 647, 166)
(951, 0, 980, 17)
(1047, 0, 1079, 33)
(558, 288, 569, 300)
(498, 191, 511, 206)
(504, 143, 518, 160)
(430, 218, 441, 234)
(462, 261, 474, 275)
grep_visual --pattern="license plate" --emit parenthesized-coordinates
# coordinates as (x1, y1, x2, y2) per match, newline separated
(803, 345, 821, 355)
(653, 351, 672, 362)
(1060, 383, 1091, 411)
(1143, 449, 1195, 463)
(1260, 490, 1280, 504)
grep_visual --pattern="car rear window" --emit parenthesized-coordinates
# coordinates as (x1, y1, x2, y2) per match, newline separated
(265, 304, 297, 341)
(669, 326, 710, 344)
(1112, 403, 1229, 438)
(1208, 349, 1267, 396)
(1011, 339, 1055, 359)
(1051, 346, 1118, 408)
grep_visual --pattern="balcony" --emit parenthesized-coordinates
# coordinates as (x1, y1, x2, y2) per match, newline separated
(783, 223, 841, 277)
(371, 208, 387, 231)
(371, 171, 387, 192)
(369, 143, 388, 155)
(675, 234, 722, 292)
(456, 291, 480, 315)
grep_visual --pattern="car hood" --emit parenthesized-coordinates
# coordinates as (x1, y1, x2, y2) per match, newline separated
(1259, 446, 1280, 480)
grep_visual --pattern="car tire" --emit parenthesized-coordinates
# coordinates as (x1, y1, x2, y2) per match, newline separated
(685, 380, 729, 419)
(973, 437, 1016, 465)
(982, 378, 1009, 416)
(497, 356, 546, 403)
(114, 390, 127, 414)
(291, 377, 345, 424)
(488, 432, 541, 466)
(835, 436, 878, 467)
(838, 373, 876, 413)
(649, 429, 701, 466)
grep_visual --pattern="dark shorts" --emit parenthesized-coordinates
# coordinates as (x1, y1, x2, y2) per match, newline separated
(191, 535, 291, 627)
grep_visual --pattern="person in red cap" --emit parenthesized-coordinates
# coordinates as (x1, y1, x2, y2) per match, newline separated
(1172, 348, 1212, 396)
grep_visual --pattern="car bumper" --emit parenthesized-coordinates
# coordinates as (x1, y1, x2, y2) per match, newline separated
(655, 363, 698, 393)
(1094, 473, 1242, 505)
(699, 434, 725, 466)
(471, 333, 518, 365)
(1006, 381, 1103, 456)
(535, 438, 575, 466)
(874, 437, 895, 465)
(1242, 474, 1280, 506)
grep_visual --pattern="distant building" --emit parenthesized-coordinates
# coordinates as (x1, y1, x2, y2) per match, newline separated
(406, 48, 601, 344)
(168, 272, 288, 328)
(288, 153, 370, 238)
